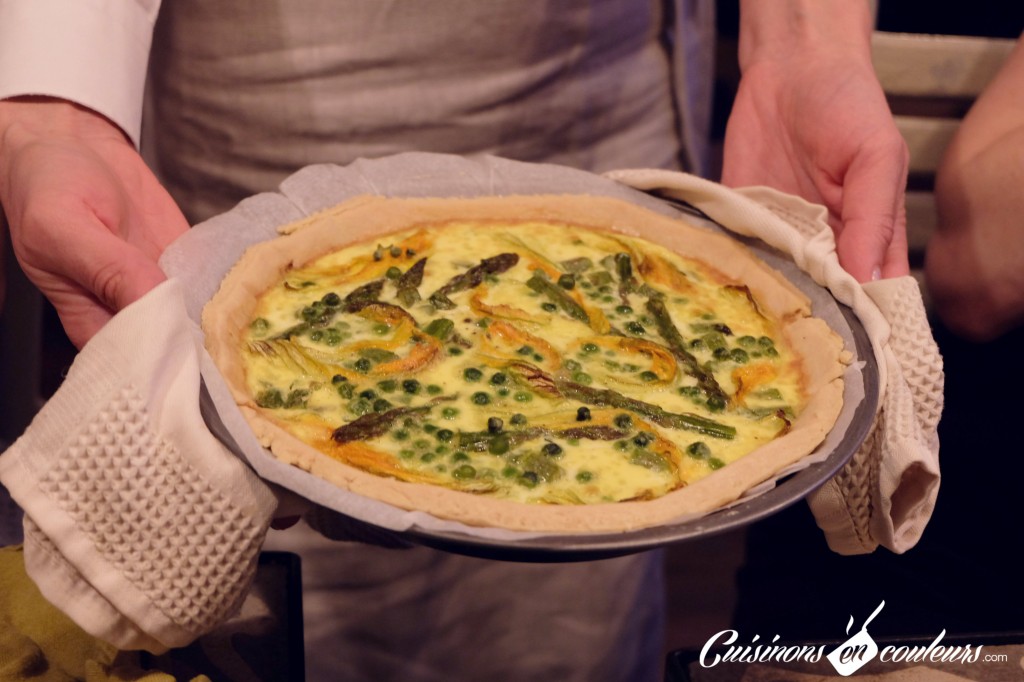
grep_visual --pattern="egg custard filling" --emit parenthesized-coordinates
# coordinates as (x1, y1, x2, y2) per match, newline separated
(203, 195, 846, 532)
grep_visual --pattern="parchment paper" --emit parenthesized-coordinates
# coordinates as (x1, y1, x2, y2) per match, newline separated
(159, 152, 866, 542)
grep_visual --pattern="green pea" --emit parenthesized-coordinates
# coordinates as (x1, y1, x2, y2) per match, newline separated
(426, 384, 443, 395)
(541, 302, 558, 312)
(322, 292, 341, 307)
(625, 321, 646, 335)
(613, 413, 633, 430)
(451, 452, 470, 463)
(490, 372, 508, 385)
(442, 407, 460, 420)
(250, 318, 270, 333)
(615, 305, 633, 315)
(708, 457, 725, 470)
(436, 429, 455, 442)
(706, 395, 727, 412)
(557, 274, 576, 289)
(738, 335, 757, 348)
(348, 398, 372, 416)
(392, 429, 409, 441)
(517, 345, 534, 356)
(576, 471, 593, 483)
(337, 383, 355, 399)
(730, 348, 750, 364)
(510, 413, 527, 426)
(402, 379, 421, 394)
(464, 367, 483, 382)
(639, 370, 658, 382)
(471, 392, 491, 405)
(563, 359, 582, 372)
(354, 358, 372, 373)
(571, 372, 592, 385)
(372, 398, 392, 413)
(581, 343, 599, 354)
(686, 442, 711, 459)
(542, 442, 563, 457)
(377, 379, 398, 393)
(513, 391, 533, 403)
(385, 266, 402, 279)
(518, 472, 540, 488)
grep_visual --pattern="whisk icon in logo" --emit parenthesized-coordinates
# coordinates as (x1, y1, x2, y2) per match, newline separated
(826, 600, 886, 676)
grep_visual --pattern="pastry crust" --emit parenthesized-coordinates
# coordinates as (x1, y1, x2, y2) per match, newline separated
(203, 194, 846, 532)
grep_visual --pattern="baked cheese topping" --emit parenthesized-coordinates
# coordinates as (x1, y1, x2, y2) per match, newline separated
(241, 220, 805, 505)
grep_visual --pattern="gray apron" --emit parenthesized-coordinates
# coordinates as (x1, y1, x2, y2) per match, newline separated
(145, 3, 714, 679)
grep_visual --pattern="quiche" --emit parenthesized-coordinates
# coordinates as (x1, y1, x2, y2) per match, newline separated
(202, 194, 847, 533)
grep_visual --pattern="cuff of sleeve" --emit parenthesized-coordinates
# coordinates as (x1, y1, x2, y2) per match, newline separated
(0, 0, 159, 146)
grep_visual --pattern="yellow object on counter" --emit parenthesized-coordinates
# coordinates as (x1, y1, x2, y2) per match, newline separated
(0, 546, 209, 682)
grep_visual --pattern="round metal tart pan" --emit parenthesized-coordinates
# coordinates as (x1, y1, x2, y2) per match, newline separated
(177, 154, 878, 563)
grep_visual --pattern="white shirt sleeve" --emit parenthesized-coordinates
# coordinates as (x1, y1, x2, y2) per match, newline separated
(0, 0, 162, 147)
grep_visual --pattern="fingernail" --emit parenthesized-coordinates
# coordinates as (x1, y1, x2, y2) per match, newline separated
(871, 267, 882, 281)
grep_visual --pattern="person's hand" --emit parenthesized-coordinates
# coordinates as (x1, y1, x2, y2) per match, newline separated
(722, 2, 909, 283)
(0, 97, 189, 348)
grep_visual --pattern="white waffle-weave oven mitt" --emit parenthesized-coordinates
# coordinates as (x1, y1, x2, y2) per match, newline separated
(607, 169, 944, 555)
(0, 279, 277, 652)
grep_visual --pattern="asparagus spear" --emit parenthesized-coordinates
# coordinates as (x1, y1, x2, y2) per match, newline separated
(332, 395, 456, 443)
(525, 273, 590, 323)
(614, 252, 640, 302)
(458, 424, 627, 454)
(429, 253, 520, 309)
(344, 279, 386, 312)
(395, 257, 427, 307)
(506, 361, 736, 440)
(332, 405, 433, 443)
(644, 297, 729, 406)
